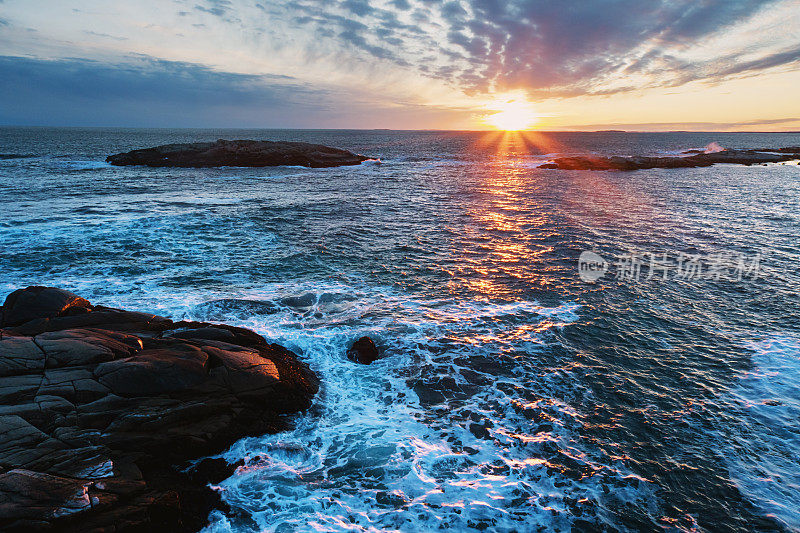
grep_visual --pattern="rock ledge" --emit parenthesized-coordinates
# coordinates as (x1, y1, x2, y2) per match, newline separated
(0, 286, 318, 531)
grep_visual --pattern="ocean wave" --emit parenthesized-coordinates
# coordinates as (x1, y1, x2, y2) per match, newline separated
(169, 282, 660, 532)
(51, 160, 114, 171)
(726, 335, 800, 531)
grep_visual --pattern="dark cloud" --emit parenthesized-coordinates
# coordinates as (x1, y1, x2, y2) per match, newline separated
(730, 117, 800, 126)
(612, 43, 800, 92)
(0, 55, 338, 127)
(342, 0, 373, 17)
(274, 0, 797, 97)
(83, 31, 128, 41)
(0, 55, 473, 128)
(712, 45, 800, 78)
(440, 1, 468, 21)
(447, 0, 789, 95)
(569, 117, 800, 131)
(194, 0, 233, 17)
(279, 1, 414, 64)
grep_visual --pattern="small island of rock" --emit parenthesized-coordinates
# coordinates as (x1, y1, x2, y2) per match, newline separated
(107, 139, 372, 168)
(538, 147, 800, 171)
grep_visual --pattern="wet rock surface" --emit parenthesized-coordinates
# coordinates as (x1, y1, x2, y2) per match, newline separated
(538, 147, 800, 171)
(346, 336, 381, 365)
(0, 286, 318, 532)
(106, 139, 371, 168)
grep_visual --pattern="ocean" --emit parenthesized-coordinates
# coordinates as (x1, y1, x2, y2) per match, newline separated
(1, 127, 799, 532)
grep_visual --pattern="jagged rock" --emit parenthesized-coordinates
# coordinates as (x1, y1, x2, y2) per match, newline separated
(0, 287, 318, 532)
(106, 139, 371, 168)
(346, 336, 381, 365)
(538, 147, 800, 171)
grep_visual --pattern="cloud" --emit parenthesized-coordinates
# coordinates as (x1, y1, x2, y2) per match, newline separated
(83, 31, 128, 41)
(436, 0, 795, 95)
(440, 1, 468, 21)
(342, 0, 373, 17)
(267, 0, 799, 98)
(1, 0, 798, 128)
(712, 45, 800, 78)
(566, 117, 800, 131)
(0, 55, 473, 128)
(194, 0, 234, 18)
(388, 0, 411, 10)
(0, 55, 334, 127)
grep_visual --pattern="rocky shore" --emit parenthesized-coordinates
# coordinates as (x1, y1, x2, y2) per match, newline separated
(106, 139, 371, 168)
(538, 147, 800, 171)
(0, 286, 318, 531)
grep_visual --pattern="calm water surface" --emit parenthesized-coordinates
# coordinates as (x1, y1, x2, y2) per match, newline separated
(1, 128, 799, 532)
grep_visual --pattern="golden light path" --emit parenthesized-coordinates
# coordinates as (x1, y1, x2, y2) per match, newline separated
(447, 128, 661, 304)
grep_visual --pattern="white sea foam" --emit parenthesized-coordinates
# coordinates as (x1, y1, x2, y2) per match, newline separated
(703, 142, 725, 154)
(174, 282, 657, 532)
(727, 335, 800, 530)
(52, 160, 114, 170)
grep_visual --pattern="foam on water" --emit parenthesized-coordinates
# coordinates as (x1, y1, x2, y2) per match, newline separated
(52, 159, 114, 170)
(703, 142, 725, 154)
(726, 335, 800, 530)
(148, 282, 662, 533)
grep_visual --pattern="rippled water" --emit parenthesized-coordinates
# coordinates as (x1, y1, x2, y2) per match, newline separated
(2, 127, 799, 532)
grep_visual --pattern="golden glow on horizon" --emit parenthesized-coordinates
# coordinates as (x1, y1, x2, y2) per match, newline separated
(484, 94, 541, 131)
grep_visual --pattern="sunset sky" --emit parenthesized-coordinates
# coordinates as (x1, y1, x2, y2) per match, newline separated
(1, 0, 799, 130)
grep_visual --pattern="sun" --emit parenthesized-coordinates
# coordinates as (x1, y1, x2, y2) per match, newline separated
(484, 95, 540, 131)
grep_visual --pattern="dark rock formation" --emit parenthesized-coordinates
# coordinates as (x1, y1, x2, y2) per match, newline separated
(106, 139, 371, 168)
(0, 286, 318, 532)
(538, 147, 800, 171)
(346, 336, 381, 365)
(754, 146, 800, 154)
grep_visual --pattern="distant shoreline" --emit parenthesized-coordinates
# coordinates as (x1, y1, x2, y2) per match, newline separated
(1, 125, 800, 134)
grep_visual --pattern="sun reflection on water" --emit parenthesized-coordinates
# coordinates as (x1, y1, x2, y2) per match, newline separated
(448, 131, 572, 300)
(446, 130, 667, 301)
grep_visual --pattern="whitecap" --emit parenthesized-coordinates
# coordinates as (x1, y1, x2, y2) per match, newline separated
(726, 335, 800, 530)
(185, 282, 656, 532)
(53, 160, 113, 170)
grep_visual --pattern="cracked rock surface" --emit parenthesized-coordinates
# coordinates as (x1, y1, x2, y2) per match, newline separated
(0, 286, 319, 531)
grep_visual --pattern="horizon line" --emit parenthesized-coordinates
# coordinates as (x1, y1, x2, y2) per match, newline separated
(2, 125, 800, 134)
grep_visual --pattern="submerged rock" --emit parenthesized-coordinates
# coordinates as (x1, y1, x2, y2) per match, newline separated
(0, 286, 318, 532)
(346, 336, 381, 365)
(538, 147, 800, 171)
(106, 139, 371, 168)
